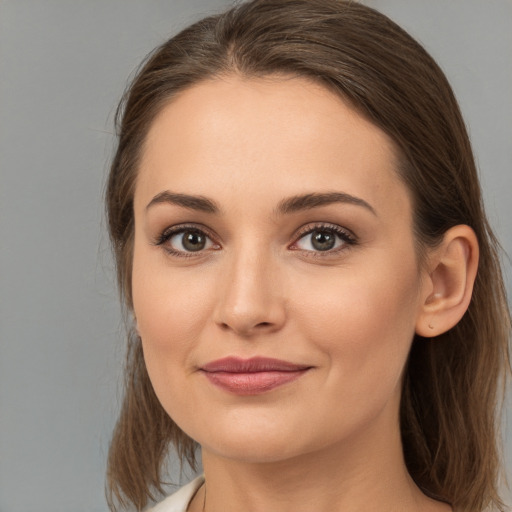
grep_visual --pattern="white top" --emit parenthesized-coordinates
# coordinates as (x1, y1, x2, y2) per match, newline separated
(148, 475, 205, 512)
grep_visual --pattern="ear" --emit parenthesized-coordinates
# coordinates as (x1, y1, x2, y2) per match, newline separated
(415, 225, 479, 337)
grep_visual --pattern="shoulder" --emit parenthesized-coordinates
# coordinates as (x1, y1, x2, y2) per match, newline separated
(147, 475, 205, 512)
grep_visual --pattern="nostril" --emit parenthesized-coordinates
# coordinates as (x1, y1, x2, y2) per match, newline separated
(218, 320, 274, 335)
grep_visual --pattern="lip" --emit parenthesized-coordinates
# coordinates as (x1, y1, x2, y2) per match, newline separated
(199, 357, 312, 395)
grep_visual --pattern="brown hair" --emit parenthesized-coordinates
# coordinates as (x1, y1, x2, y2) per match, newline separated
(105, 1, 511, 510)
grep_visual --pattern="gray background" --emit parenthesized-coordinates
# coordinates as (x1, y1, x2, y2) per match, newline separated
(0, 1, 510, 511)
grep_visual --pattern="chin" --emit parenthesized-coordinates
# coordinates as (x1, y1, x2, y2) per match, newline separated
(188, 413, 341, 465)
(202, 434, 309, 464)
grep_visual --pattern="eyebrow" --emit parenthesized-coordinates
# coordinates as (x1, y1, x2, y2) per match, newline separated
(145, 190, 376, 216)
(275, 192, 377, 216)
(146, 191, 219, 213)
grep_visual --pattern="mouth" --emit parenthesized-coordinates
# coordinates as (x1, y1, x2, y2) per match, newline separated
(199, 356, 312, 395)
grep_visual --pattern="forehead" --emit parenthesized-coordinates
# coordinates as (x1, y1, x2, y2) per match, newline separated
(135, 75, 410, 220)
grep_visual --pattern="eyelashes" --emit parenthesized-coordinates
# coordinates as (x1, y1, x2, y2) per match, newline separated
(153, 223, 220, 257)
(153, 222, 357, 259)
(290, 224, 356, 254)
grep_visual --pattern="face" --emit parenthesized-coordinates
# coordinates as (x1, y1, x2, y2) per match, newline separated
(132, 76, 429, 464)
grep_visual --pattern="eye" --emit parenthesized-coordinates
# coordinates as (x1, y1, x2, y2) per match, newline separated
(155, 225, 219, 257)
(292, 224, 356, 254)
(170, 229, 210, 252)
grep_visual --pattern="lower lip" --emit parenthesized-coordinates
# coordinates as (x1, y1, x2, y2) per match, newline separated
(202, 369, 309, 395)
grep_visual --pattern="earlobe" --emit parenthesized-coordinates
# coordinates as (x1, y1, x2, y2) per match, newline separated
(415, 225, 479, 338)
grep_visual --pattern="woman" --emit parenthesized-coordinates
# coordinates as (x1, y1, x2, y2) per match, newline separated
(105, 1, 511, 511)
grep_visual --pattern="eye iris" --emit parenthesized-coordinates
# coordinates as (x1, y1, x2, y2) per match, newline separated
(311, 230, 336, 251)
(182, 231, 206, 251)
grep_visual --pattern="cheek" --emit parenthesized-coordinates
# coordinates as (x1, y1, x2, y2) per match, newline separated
(131, 248, 218, 408)
(132, 247, 212, 346)
(292, 257, 421, 392)
(131, 255, 221, 427)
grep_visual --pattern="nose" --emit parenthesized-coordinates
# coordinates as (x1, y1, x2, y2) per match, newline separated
(213, 247, 286, 337)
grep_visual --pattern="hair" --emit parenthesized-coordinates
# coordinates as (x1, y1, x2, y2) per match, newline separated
(105, 1, 511, 511)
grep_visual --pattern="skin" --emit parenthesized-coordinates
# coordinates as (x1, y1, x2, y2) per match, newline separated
(131, 76, 464, 512)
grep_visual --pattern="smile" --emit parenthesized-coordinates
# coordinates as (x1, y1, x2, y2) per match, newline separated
(199, 357, 312, 395)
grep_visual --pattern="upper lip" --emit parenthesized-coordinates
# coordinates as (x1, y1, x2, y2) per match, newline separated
(200, 356, 311, 373)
